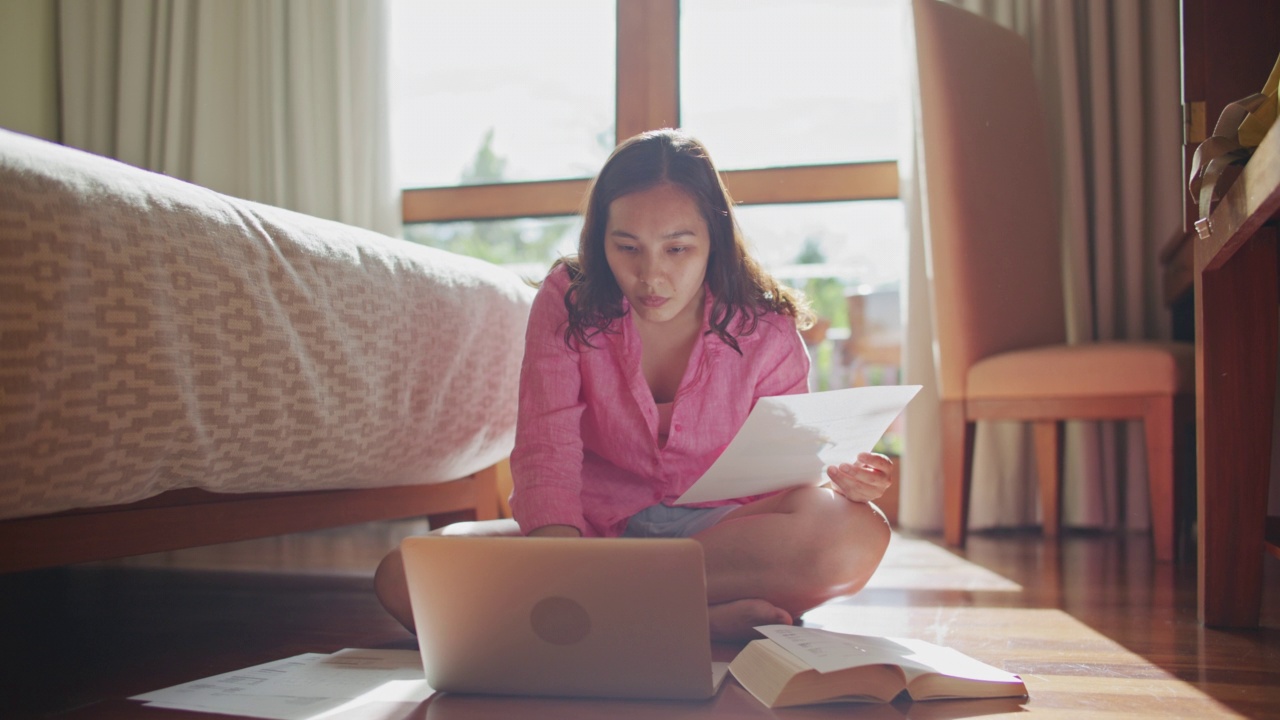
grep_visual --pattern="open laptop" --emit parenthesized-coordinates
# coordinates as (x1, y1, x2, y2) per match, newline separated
(400, 535, 730, 701)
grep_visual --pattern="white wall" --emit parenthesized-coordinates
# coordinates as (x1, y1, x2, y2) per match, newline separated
(0, 0, 59, 141)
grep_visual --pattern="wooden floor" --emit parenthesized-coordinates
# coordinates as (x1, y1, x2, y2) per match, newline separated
(2, 521, 1278, 719)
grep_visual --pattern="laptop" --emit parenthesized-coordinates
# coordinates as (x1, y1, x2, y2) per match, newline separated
(400, 535, 730, 701)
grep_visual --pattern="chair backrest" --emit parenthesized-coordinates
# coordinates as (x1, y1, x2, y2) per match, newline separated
(913, 0, 1066, 400)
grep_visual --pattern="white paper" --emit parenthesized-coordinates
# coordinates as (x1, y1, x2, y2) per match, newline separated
(675, 385, 920, 505)
(755, 625, 1021, 684)
(130, 649, 432, 720)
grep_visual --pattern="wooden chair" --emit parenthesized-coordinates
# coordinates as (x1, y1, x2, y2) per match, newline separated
(912, 0, 1194, 561)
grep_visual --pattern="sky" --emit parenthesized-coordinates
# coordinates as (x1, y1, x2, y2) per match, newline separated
(389, 0, 910, 286)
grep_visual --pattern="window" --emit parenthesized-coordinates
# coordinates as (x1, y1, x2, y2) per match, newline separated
(680, 0, 907, 170)
(390, 0, 616, 189)
(402, 216, 582, 284)
(394, 0, 907, 404)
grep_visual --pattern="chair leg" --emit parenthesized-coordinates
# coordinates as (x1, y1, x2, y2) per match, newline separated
(941, 400, 975, 548)
(1144, 396, 1176, 562)
(1032, 420, 1063, 539)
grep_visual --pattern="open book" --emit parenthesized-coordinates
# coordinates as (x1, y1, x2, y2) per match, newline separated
(729, 625, 1027, 708)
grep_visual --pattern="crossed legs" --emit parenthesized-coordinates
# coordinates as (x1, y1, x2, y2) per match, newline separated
(696, 486, 891, 639)
(373, 487, 891, 641)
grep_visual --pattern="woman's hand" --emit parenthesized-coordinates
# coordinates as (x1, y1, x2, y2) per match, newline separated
(825, 452, 895, 503)
(528, 524, 583, 538)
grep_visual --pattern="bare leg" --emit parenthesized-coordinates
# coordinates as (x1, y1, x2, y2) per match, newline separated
(374, 498, 888, 642)
(374, 518, 521, 634)
(703, 599, 793, 641)
(374, 547, 415, 632)
(695, 486, 891, 640)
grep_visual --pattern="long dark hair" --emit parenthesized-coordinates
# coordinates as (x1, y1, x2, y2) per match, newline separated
(553, 128, 812, 354)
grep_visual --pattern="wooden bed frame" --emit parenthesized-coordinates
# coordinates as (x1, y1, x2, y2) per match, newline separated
(0, 460, 514, 574)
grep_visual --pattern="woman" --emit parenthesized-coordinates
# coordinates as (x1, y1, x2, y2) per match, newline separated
(377, 129, 893, 640)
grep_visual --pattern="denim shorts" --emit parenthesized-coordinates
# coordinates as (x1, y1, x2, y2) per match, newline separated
(622, 503, 739, 538)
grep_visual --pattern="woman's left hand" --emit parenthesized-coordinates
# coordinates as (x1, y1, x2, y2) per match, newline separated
(825, 452, 895, 503)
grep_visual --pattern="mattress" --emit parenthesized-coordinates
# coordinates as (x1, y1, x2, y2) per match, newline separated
(0, 129, 535, 520)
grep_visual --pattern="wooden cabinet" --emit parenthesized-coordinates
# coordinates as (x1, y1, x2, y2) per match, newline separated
(1180, 0, 1280, 229)
(1167, 2, 1279, 336)
(1179, 0, 1280, 628)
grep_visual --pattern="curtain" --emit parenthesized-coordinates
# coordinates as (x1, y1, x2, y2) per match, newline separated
(57, 0, 399, 238)
(899, 0, 1184, 533)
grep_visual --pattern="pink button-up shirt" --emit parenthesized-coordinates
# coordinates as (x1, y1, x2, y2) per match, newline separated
(509, 265, 810, 537)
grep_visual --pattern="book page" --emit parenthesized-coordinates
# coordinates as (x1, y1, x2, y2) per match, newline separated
(889, 639, 1024, 687)
(675, 385, 920, 505)
(756, 625, 1021, 687)
(756, 625, 920, 674)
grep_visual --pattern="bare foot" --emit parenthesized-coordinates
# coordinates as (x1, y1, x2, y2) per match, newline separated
(708, 599, 793, 642)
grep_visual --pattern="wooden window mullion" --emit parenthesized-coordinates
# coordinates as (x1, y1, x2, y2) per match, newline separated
(401, 162, 899, 223)
(616, 0, 680, 142)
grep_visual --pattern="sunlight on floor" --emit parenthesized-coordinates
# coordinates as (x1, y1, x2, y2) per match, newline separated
(864, 533, 1022, 592)
(800, 605, 1247, 719)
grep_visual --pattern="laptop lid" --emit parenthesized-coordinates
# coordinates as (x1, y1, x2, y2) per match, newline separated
(400, 535, 723, 701)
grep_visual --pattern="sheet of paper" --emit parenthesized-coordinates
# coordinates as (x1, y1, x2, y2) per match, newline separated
(675, 385, 920, 505)
(130, 649, 432, 720)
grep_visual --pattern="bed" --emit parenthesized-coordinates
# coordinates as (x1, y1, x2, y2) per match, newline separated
(0, 129, 534, 573)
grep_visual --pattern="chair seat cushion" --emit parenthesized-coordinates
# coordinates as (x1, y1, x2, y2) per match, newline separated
(967, 342, 1195, 399)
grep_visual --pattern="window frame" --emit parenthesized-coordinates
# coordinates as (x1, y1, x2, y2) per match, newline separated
(399, 0, 900, 226)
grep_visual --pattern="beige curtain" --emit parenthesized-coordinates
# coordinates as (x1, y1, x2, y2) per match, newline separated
(58, 0, 399, 238)
(900, 0, 1185, 533)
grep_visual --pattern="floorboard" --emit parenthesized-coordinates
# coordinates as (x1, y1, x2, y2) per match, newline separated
(1, 522, 1277, 719)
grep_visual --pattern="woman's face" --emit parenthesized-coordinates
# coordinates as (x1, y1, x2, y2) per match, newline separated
(603, 183, 711, 328)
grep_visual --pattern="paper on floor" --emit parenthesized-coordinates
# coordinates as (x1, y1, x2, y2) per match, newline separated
(130, 648, 431, 720)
